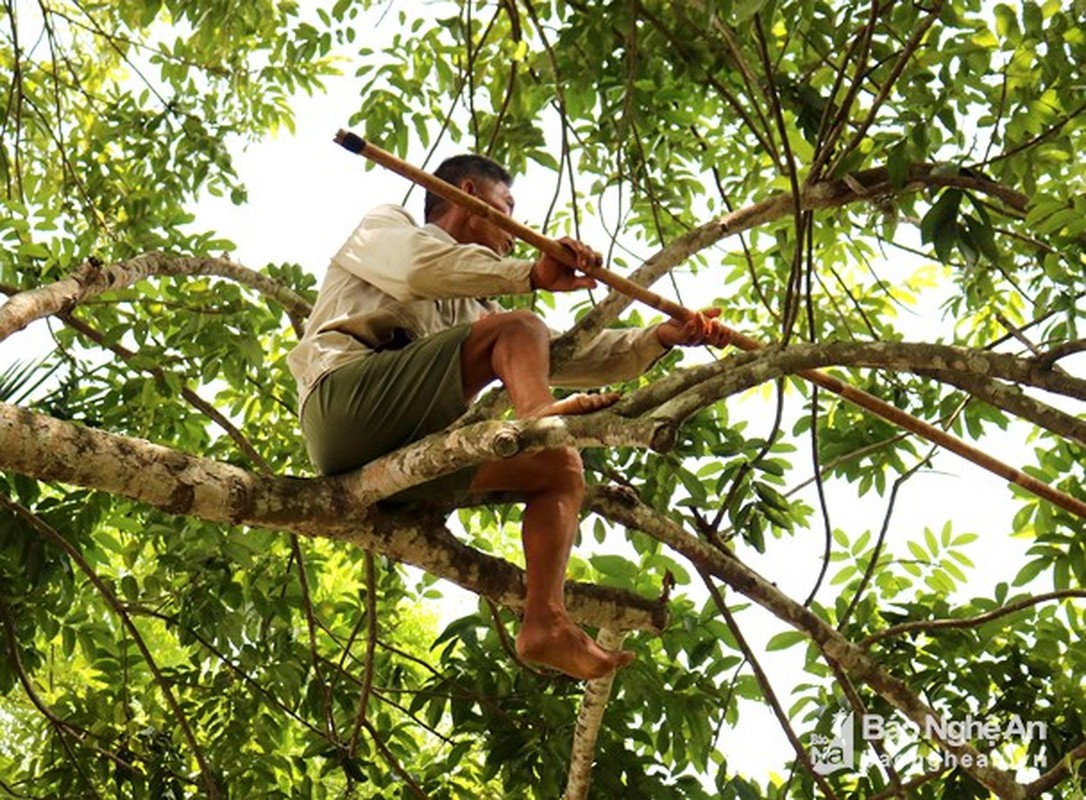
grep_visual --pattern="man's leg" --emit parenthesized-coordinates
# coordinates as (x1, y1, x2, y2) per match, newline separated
(470, 451, 633, 680)
(460, 310, 619, 416)
(461, 311, 632, 680)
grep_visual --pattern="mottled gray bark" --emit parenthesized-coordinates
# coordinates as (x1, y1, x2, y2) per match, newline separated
(563, 628, 626, 800)
(555, 165, 1030, 357)
(0, 253, 311, 342)
(0, 402, 665, 633)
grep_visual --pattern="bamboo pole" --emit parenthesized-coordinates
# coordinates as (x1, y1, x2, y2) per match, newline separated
(333, 130, 693, 322)
(333, 130, 1086, 521)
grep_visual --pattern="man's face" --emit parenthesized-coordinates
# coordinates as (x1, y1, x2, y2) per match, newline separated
(463, 178, 516, 256)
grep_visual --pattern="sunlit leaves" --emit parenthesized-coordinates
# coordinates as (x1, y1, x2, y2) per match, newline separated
(2, 0, 1085, 797)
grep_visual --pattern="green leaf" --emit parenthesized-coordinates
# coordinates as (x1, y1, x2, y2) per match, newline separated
(1013, 558, 1049, 586)
(765, 630, 807, 651)
(887, 141, 910, 189)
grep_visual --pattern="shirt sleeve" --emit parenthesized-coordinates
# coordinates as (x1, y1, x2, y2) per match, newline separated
(333, 205, 534, 301)
(550, 326, 669, 388)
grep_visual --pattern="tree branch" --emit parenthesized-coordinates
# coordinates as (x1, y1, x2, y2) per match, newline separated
(0, 595, 105, 797)
(1025, 739, 1086, 798)
(554, 163, 1030, 353)
(0, 401, 666, 633)
(347, 550, 380, 758)
(0, 493, 222, 798)
(563, 628, 625, 800)
(0, 252, 311, 344)
(1034, 338, 1086, 370)
(861, 590, 1086, 647)
(918, 369, 1086, 447)
(585, 484, 1034, 799)
(700, 571, 841, 799)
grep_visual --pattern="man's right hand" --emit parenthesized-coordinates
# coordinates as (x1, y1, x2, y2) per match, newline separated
(529, 237, 602, 292)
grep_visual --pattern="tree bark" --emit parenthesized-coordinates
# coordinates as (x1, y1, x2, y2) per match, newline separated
(563, 628, 626, 800)
(0, 402, 665, 633)
(0, 253, 311, 343)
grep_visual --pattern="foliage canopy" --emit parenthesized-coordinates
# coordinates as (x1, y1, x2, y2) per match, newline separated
(1, 1, 1085, 798)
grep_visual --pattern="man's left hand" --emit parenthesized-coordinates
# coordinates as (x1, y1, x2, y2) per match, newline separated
(656, 307, 731, 349)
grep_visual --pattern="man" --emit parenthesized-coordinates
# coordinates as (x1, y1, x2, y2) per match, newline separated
(288, 154, 728, 680)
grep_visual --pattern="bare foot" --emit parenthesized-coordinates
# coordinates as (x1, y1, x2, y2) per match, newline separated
(521, 392, 620, 419)
(516, 614, 635, 680)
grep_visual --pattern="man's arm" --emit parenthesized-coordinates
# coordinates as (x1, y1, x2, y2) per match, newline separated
(334, 205, 535, 301)
(550, 308, 730, 388)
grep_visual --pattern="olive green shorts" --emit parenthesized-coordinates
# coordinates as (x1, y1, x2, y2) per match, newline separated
(300, 324, 479, 502)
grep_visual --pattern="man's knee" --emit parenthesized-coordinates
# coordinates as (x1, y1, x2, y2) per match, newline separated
(488, 309, 549, 347)
(540, 447, 585, 496)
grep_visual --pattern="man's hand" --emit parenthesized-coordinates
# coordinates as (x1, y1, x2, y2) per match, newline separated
(529, 237, 602, 292)
(656, 307, 731, 349)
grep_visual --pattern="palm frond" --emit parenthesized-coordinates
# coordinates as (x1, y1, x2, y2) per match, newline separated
(0, 358, 61, 404)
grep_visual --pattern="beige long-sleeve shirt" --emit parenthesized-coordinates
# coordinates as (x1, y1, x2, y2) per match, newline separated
(287, 204, 667, 411)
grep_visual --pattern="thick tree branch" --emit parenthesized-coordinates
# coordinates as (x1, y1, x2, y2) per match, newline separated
(0, 252, 311, 343)
(918, 369, 1086, 447)
(563, 628, 625, 800)
(555, 164, 1030, 353)
(1034, 338, 1086, 369)
(1, 333, 1080, 654)
(635, 341, 1086, 443)
(0, 401, 665, 633)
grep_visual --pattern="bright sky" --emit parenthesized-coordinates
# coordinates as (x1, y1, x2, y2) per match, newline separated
(190, 66, 1047, 783)
(197, 41, 1070, 784)
(2, 2, 1069, 787)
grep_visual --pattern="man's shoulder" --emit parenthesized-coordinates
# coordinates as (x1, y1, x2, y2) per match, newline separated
(362, 203, 418, 228)
(361, 204, 457, 245)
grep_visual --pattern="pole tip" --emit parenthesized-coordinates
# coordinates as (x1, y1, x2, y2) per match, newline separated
(334, 129, 366, 154)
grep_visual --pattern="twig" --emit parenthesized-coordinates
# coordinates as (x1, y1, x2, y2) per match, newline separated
(484, 597, 551, 678)
(862, 590, 1086, 647)
(348, 550, 381, 756)
(634, 2, 779, 163)
(129, 605, 327, 737)
(995, 312, 1044, 357)
(808, 0, 885, 181)
(825, 660, 906, 794)
(827, 1, 943, 177)
(753, 15, 807, 342)
(361, 718, 430, 799)
(585, 486, 1035, 798)
(802, 221, 833, 607)
(698, 570, 841, 799)
(838, 455, 929, 630)
(0, 596, 104, 797)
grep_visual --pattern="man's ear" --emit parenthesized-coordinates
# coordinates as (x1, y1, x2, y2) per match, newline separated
(460, 178, 478, 197)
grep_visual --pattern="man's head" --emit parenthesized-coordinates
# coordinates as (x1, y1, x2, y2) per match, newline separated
(425, 154, 516, 255)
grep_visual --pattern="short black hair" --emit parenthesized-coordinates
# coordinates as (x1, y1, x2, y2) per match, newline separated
(424, 154, 513, 222)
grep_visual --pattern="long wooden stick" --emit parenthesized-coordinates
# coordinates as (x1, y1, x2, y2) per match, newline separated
(333, 130, 693, 322)
(333, 129, 1086, 520)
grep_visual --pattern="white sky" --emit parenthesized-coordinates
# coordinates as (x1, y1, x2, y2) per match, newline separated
(2, 2, 1077, 787)
(193, 66, 1050, 784)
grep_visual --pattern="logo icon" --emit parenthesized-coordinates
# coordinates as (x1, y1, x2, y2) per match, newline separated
(810, 710, 855, 775)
